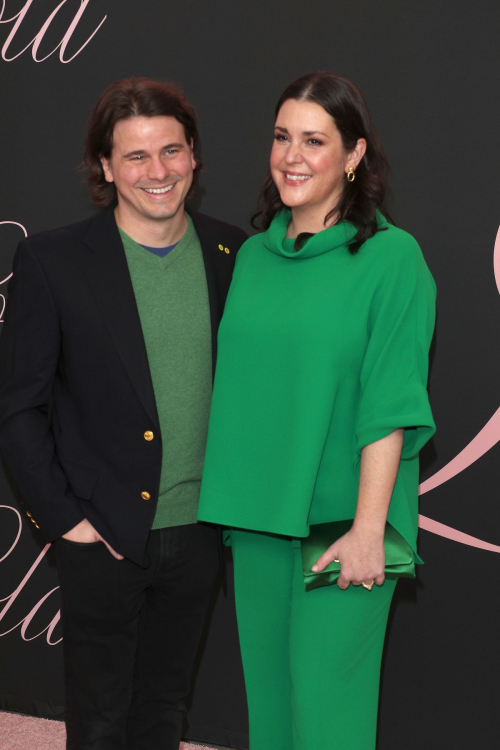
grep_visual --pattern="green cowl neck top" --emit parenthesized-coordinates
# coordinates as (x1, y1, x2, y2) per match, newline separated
(197, 210, 436, 555)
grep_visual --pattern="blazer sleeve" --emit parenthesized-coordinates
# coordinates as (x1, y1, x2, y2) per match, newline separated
(354, 237, 436, 460)
(0, 239, 84, 539)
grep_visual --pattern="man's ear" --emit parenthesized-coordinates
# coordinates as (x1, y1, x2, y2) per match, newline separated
(189, 139, 196, 171)
(100, 155, 114, 184)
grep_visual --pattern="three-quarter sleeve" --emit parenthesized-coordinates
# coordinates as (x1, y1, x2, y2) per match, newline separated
(355, 237, 436, 459)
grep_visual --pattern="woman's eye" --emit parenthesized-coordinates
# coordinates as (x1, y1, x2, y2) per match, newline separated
(274, 134, 288, 142)
(308, 138, 322, 146)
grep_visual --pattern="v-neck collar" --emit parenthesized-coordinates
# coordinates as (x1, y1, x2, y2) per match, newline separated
(117, 213, 195, 268)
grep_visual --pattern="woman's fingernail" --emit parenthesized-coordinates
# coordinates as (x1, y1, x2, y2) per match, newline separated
(312, 564, 318, 572)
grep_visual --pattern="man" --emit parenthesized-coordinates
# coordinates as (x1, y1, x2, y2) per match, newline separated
(0, 77, 247, 749)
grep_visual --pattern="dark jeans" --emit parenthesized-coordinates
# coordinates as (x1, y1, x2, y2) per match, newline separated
(55, 522, 219, 750)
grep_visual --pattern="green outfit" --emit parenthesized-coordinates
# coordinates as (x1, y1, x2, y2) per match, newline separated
(231, 529, 397, 750)
(198, 211, 436, 552)
(120, 215, 212, 529)
(198, 211, 436, 749)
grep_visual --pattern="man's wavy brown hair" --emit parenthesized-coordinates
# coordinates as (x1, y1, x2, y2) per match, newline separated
(84, 77, 202, 208)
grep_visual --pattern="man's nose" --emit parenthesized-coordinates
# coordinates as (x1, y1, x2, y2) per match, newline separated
(147, 156, 169, 181)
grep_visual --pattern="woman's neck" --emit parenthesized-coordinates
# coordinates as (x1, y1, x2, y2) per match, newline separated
(286, 205, 339, 239)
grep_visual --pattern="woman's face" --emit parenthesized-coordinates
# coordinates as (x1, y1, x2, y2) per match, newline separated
(270, 98, 357, 217)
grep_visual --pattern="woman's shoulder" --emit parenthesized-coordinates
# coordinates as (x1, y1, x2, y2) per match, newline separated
(234, 231, 267, 261)
(362, 223, 423, 263)
(362, 224, 432, 276)
(358, 224, 436, 299)
(239, 232, 265, 249)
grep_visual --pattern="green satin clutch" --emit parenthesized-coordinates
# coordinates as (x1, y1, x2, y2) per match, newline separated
(301, 520, 418, 592)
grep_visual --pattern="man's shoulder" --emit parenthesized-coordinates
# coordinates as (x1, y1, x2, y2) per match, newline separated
(23, 209, 115, 257)
(25, 214, 95, 249)
(188, 209, 248, 249)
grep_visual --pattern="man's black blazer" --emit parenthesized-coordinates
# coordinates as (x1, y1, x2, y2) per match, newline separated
(0, 206, 247, 565)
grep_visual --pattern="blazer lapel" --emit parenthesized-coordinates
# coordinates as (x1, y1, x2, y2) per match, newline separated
(189, 210, 220, 380)
(80, 208, 160, 431)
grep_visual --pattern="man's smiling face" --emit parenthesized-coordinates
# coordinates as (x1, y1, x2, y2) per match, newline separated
(100, 115, 196, 227)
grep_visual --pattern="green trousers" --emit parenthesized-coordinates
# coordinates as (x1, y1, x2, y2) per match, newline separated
(231, 529, 397, 750)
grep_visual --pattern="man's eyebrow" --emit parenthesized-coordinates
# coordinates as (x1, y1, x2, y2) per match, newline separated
(122, 149, 147, 158)
(274, 126, 328, 137)
(162, 142, 185, 150)
(122, 142, 185, 158)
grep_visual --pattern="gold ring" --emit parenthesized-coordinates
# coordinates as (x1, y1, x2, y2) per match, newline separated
(362, 580, 374, 591)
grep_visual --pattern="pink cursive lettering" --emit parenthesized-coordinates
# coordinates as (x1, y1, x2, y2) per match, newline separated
(0, 220, 27, 322)
(0, 506, 61, 644)
(418, 225, 500, 553)
(0, 0, 107, 63)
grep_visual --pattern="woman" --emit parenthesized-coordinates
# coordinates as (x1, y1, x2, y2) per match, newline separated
(198, 71, 436, 749)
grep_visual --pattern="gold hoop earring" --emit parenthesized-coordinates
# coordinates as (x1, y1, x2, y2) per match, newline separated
(347, 167, 356, 183)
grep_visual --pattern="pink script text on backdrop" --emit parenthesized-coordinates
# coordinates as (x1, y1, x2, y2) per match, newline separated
(0, 506, 61, 644)
(0, 0, 107, 63)
(418, 225, 500, 554)
(0, 221, 26, 322)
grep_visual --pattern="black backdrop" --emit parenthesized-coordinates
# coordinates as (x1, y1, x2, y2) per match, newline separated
(1, 1, 500, 748)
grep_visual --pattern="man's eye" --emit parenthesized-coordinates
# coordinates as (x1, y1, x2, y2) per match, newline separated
(131, 155, 144, 161)
(165, 149, 178, 156)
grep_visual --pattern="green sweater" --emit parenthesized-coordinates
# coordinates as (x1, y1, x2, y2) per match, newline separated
(198, 211, 436, 555)
(120, 215, 212, 529)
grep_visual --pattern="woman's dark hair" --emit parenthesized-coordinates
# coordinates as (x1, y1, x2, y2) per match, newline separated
(84, 77, 202, 209)
(252, 71, 391, 253)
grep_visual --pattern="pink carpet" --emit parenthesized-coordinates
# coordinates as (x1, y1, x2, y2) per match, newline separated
(0, 711, 213, 750)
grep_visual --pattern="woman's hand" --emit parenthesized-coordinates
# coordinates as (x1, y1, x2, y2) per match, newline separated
(311, 527, 385, 590)
(312, 429, 404, 590)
